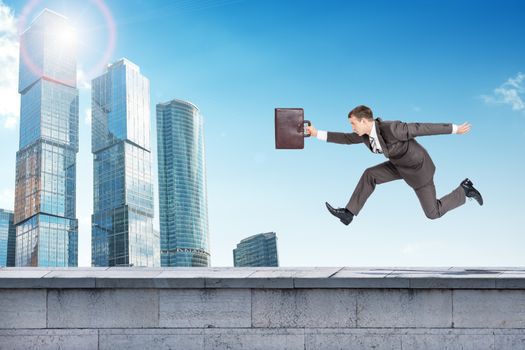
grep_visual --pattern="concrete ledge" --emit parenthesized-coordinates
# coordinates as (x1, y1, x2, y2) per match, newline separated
(1, 267, 525, 349)
(1, 267, 524, 289)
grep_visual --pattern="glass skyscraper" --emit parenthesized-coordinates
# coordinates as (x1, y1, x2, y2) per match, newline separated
(233, 232, 279, 267)
(0, 209, 16, 267)
(14, 9, 78, 267)
(156, 99, 210, 267)
(91, 58, 159, 267)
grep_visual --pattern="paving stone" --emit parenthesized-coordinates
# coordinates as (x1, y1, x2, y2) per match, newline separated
(453, 290, 525, 328)
(99, 329, 204, 350)
(357, 289, 452, 328)
(204, 328, 304, 350)
(252, 289, 357, 328)
(0, 289, 46, 328)
(159, 289, 251, 327)
(0, 329, 98, 350)
(47, 288, 159, 328)
(305, 329, 401, 350)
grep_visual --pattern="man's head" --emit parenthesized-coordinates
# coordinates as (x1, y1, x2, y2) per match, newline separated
(348, 105, 374, 136)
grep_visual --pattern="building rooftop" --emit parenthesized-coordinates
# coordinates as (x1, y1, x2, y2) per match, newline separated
(22, 8, 72, 35)
(105, 58, 140, 72)
(238, 232, 276, 243)
(157, 98, 199, 111)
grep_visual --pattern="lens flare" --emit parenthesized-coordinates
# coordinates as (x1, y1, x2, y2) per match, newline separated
(57, 26, 76, 46)
(18, 0, 116, 86)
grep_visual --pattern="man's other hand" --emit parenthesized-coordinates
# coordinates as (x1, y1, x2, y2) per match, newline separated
(457, 122, 471, 134)
(306, 125, 317, 137)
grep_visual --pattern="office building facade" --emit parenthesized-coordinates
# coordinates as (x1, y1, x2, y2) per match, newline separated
(14, 9, 78, 266)
(91, 58, 158, 267)
(233, 232, 278, 267)
(0, 209, 16, 267)
(156, 99, 210, 266)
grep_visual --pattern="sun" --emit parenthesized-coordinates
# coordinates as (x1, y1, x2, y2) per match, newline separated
(18, 0, 116, 82)
(56, 27, 76, 47)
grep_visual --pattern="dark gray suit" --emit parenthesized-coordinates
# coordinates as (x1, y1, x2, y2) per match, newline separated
(327, 118, 466, 219)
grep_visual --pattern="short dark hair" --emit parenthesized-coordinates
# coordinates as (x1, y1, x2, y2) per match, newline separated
(348, 105, 373, 120)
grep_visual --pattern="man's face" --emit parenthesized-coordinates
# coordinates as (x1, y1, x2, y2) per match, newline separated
(349, 115, 366, 135)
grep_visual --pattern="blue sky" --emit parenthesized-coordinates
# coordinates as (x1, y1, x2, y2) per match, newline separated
(1, 0, 524, 267)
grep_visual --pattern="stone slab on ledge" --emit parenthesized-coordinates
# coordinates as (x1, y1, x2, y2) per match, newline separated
(1, 267, 524, 289)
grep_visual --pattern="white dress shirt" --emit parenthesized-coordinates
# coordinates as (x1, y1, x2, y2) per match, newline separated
(369, 122, 383, 154)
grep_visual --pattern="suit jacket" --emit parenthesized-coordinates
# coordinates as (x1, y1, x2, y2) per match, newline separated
(327, 118, 453, 189)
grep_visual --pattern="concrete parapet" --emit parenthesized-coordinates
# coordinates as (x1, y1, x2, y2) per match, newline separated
(0, 267, 524, 349)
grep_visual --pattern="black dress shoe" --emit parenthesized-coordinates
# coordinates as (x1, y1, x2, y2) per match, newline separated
(460, 178, 483, 206)
(325, 202, 354, 225)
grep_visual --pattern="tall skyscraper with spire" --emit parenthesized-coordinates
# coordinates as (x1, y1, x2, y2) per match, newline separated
(156, 99, 210, 266)
(91, 58, 159, 267)
(14, 9, 78, 266)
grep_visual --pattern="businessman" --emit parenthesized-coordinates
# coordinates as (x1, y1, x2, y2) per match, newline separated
(306, 105, 483, 226)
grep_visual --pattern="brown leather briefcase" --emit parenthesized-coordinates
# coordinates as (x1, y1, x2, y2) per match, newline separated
(275, 108, 311, 149)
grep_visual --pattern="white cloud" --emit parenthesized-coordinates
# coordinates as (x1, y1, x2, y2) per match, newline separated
(3, 115, 17, 128)
(0, 187, 14, 210)
(84, 107, 92, 126)
(77, 67, 92, 90)
(0, 1, 16, 35)
(0, 1, 20, 129)
(482, 72, 525, 112)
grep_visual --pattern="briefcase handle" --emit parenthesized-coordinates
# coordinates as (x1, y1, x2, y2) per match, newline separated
(302, 120, 311, 137)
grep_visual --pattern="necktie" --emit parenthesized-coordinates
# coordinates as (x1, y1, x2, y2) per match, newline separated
(370, 136, 381, 154)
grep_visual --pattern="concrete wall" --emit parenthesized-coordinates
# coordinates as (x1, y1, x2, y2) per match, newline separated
(1, 267, 525, 349)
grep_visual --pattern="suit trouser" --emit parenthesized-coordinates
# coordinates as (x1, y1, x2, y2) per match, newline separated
(346, 161, 466, 219)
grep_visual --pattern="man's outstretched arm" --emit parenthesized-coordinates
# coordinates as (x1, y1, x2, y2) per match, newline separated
(389, 121, 471, 140)
(306, 125, 364, 144)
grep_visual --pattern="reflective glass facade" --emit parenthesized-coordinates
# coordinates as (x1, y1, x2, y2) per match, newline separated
(0, 209, 16, 267)
(233, 232, 279, 267)
(156, 99, 210, 266)
(14, 9, 78, 267)
(92, 59, 158, 267)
